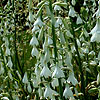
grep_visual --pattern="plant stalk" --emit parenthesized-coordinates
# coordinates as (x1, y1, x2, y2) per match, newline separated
(49, 0, 64, 100)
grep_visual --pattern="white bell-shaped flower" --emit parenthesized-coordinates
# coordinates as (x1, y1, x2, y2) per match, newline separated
(31, 46, 39, 57)
(54, 5, 62, 11)
(90, 19, 100, 42)
(66, 30, 73, 38)
(90, 61, 97, 66)
(68, 6, 76, 17)
(44, 49, 50, 63)
(40, 64, 51, 78)
(7, 57, 13, 69)
(52, 65, 64, 78)
(44, 84, 58, 99)
(71, 0, 76, 6)
(30, 35, 39, 46)
(31, 76, 38, 88)
(29, 11, 34, 23)
(1, 97, 9, 100)
(97, 72, 100, 85)
(76, 15, 82, 24)
(83, 28, 89, 37)
(51, 78, 59, 89)
(8, 71, 13, 81)
(22, 72, 28, 84)
(67, 71, 78, 86)
(98, 52, 100, 61)
(32, 26, 39, 33)
(63, 84, 74, 99)
(48, 36, 53, 45)
(0, 62, 4, 75)
(59, 32, 65, 44)
(27, 82, 32, 93)
(55, 17, 63, 27)
(5, 47, 10, 56)
(34, 17, 44, 27)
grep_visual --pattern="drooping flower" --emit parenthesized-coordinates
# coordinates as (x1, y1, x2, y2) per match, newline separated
(89, 19, 100, 43)
(31, 46, 39, 57)
(52, 65, 64, 78)
(0, 62, 4, 75)
(32, 25, 39, 33)
(48, 36, 53, 45)
(44, 84, 58, 99)
(55, 17, 63, 27)
(76, 15, 82, 24)
(67, 71, 78, 86)
(97, 72, 100, 85)
(68, 6, 76, 17)
(22, 72, 28, 84)
(71, 0, 76, 6)
(5, 47, 10, 56)
(29, 11, 34, 23)
(34, 17, 44, 27)
(7, 57, 13, 69)
(27, 82, 32, 93)
(54, 5, 62, 11)
(40, 64, 51, 78)
(63, 84, 74, 99)
(30, 35, 39, 46)
(51, 78, 59, 89)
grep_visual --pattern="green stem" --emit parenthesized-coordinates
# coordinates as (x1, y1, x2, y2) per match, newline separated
(12, 0, 24, 76)
(70, 18, 85, 99)
(49, 0, 64, 100)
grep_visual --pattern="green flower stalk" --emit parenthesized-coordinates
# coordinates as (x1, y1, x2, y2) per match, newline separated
(49, 0, 64, 100)
(70, 18, 85, 99)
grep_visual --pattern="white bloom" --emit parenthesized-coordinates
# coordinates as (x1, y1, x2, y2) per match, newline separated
(0, 62, 4, 75)
(90, 61, 97, 66)
(30, 35, 39, 46)
(71, 0, 76, 6)
(97, 72, 100, 85)
(44, 84, 58, 99)
(32, 26, 39, 33)
(1, 97, 9, 100)
(68, 6, 76, 17)
(83, 28, 89, 37)
(34, 17, 44, 27)
(44, 49, 50, 63)
(22, 72, 28, 84)
(52, 65, 64, 78)
(55, 17, 63, 27)
(63, 84, 74, 99)
(5, 47, 10, 56)
(51, 78, 59, 89)
(48, 36, 53, 45)
(31, 76, 38, 88)
(76, 15, 82, 24)
(7, 57, 13, 69)
(54, 5, 62, 11)
(40, 64, 51, 78)
(31, 46, 39, 57)
(29, 11, 34, 22)
(90, 19, 100, 43)
(59, 32, 65, 44)
(8, 71, 13, 81)
(27, 82, 32, 93)
(98, 52, 100, 60)
(16, 70, 22, 80)
(67, 72, 78, 86)
(66, 30, 73, 38)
